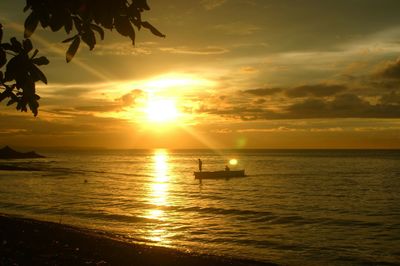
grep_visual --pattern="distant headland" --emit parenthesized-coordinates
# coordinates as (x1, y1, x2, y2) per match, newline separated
(0, 146, 45, 159)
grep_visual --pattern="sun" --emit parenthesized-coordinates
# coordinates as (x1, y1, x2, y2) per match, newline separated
(145, 98, 179, 123)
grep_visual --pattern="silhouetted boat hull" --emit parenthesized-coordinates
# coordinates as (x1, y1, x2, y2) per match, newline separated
(194, 170, 245, 179)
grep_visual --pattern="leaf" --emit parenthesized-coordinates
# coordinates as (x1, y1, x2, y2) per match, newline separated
(115, 16, 136, 45)
(128, 4, 142, 21)
(90, 24, 104, 40)
(130, 18, 141, 29)
(0, 23, 3, 43)
(81, 29, 96, 50)
(30, 64, 48, 84)
(114, 16, 135, 37)
(10, 92, 18, 102)
(39, 16, 49, 28)
(62, 35, 78, 43)
(28, 99, 39, 116)
(100, 14, 113, 30)
(23, 39, 33, 52)
(141, 21, 165, 38)
(66, 37, 80, 62)
(0, 90, 9, 102)
(136, 0, 150, 11)
(4, 56, 19, 82)
(1, 43, 13, 51)
(30, 49, 39, 59)
(16, 101, 24, 112)
(32, 56, 50, 66)
(21, 76, 35, 96)
(92, 1, 113, 29)
(10, 38, 23, 53)
(49, 13, 64, 32)
(16, 101, 21, 110)
(64, 17, 73, 34)
(24, 12, 39, 38)
(130, 29, 136, 45)
(0, 49, 6, 68)
(7, 98, 17, 106)
(73, 17, 83, 32)
(0, 86, 13, 102)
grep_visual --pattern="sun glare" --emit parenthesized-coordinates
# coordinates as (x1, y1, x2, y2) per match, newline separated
(145, 99, 179, 123)
(144, 74, 215, 91)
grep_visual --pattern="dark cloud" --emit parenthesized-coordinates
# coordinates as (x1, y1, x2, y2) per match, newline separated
(243, 84, 347, 98)
(340, 57, 400, 98)
(117, 89, 143, 107)
(380, 91, 400, 105)
(75, 104, 123, 113)
(48, 87, 92, 98)
(201, 94, 400, 120)
(201, 0, 227, 10)
(218, 71, 400, 120)
(367, 80, 400, 91)
(345, 57, 400, 97)
(282, 94, 400, 119)
(0, 112, 124, 137)
(287, 94, 369, 118)
(42, 108, 83, 117)
(254, 98, 266, 104)
(201, 106, 265, 117)
(242, 87, 282, 96)
(0, 114, 34, 132)
(73, 89, 144, 113)
(286, 84, 347, 98)
(160, 46, 228, 55)
(377, 58, 400, 80)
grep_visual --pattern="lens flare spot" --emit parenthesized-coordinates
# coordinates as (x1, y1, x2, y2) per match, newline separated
(229, 159, 238, 165)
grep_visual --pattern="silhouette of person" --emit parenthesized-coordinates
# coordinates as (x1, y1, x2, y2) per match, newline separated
(198, 159, 202, 172)
(225, 165, 230, 171)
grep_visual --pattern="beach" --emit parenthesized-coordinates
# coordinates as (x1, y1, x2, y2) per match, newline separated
(0, 214, 274, 266)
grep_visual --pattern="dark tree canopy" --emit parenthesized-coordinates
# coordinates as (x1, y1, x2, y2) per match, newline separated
(0, 0, 164, 116)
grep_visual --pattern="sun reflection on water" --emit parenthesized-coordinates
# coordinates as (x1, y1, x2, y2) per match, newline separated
(154, 150, 169, 183)
(143, 149, 171, 245)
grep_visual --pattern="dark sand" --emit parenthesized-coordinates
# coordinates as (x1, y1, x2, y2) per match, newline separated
(0, 214, 277, 266)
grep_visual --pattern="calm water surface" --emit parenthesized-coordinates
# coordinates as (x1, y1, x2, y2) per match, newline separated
(0, 149, 399, 265)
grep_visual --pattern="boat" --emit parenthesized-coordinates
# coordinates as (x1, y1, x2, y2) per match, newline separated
(194, 170, 246, 179)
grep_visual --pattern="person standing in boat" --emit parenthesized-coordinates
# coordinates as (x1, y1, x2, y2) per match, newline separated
(225, 165, 230, 171)
(198, 159, 203, 172)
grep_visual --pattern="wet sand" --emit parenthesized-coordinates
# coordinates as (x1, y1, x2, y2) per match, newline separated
(0, 214, 277, 266)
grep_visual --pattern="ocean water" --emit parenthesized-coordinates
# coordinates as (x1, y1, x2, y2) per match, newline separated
(0, 149, 399, 265)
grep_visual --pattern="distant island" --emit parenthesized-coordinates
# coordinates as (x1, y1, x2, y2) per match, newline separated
(0, 146, 45, 159)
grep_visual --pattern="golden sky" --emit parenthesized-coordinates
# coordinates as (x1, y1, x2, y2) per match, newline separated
(1, 0, 400, 149)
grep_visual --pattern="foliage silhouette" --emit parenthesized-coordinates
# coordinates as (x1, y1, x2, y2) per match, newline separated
(0, 0, 164, 116)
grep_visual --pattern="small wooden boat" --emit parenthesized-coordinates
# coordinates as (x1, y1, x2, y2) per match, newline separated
(194, 170, 246, 179)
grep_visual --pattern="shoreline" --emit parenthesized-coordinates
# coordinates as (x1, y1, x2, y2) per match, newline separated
(0, 214, 277, 266)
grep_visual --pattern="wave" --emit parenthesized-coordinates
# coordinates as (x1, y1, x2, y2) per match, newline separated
(175, 206, 274, 217)
(71, 211, 156, 223)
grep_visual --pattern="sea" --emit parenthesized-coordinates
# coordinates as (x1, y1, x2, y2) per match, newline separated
(0, 149, 399, 265)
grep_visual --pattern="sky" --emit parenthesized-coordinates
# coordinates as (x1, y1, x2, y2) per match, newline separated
(1, 0, 400, 149)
